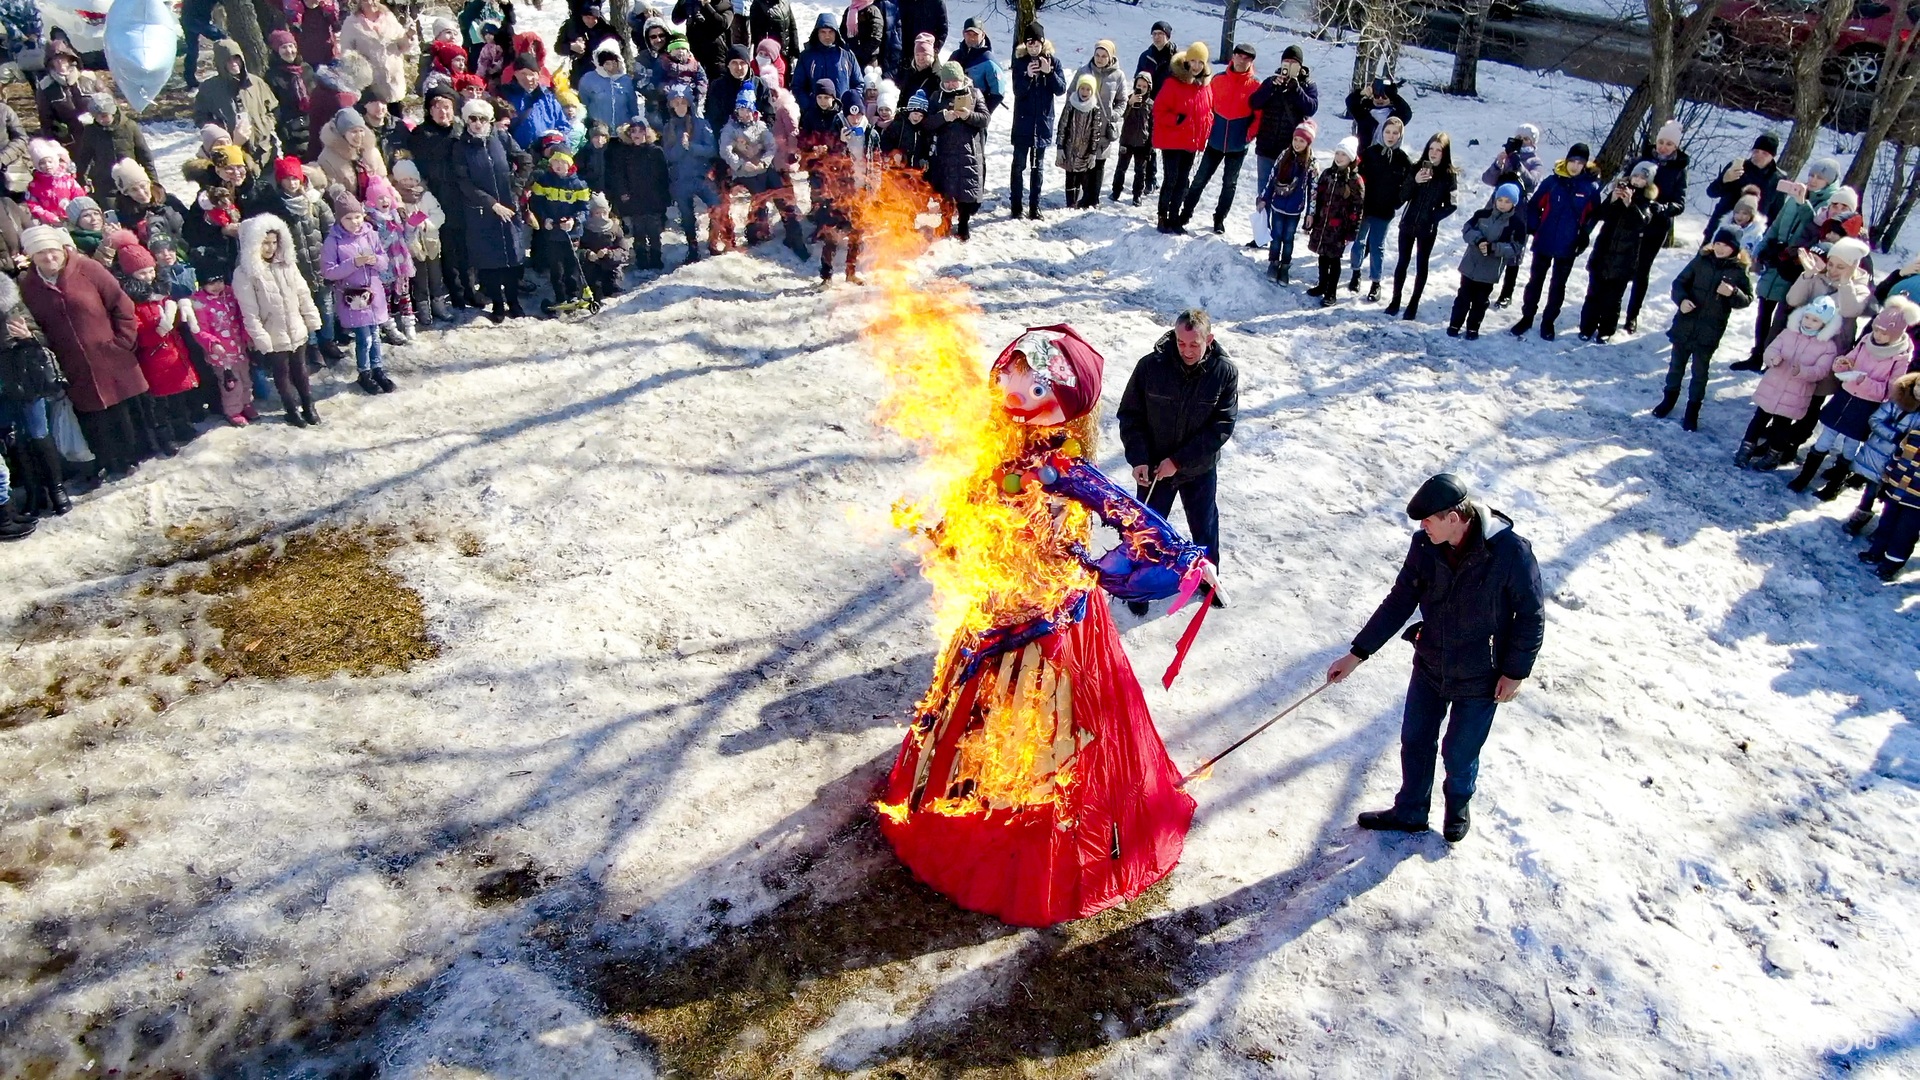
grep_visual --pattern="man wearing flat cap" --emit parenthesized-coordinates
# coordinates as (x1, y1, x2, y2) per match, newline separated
(1325, 473, 1545, 842)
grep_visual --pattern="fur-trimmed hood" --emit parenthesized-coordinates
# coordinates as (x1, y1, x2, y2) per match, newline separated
(1788, 295, 1843, 343)
(237, 213, 298, 276)
(0, 271, 20, 316)
(316, 51, 375, 94)
(1893, 372, 1920, 412)
(1014, 39, 1056, 60)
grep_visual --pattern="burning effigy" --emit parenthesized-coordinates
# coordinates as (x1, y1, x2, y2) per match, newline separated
(859, 183, 1218, 927)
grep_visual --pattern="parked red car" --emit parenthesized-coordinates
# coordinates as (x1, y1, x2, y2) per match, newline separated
(1698, 0, 1919, 90)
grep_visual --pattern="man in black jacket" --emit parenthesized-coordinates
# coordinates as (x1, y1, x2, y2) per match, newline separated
(1133, 21, 1175, 195)
(1116, 308, 1239, 615)
(1327, 474, 1545, 842)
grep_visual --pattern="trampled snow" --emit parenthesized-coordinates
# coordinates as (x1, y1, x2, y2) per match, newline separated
(0, 1, 1915, 1076)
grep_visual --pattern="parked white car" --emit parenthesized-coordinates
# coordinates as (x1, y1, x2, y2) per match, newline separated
(38, 0, 114, 59)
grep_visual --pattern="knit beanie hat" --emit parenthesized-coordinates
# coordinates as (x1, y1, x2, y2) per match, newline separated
(1874, 295, 1920, 335)
(1025, 21, 1046, 41)
(905, 89, 929, 113)
(20, 225, 68, 256)
(110, 157, 149, 194)
(935, 60, 965, 84)
(1515, 122, 1539, 142)
(1809, 157, 1843, 183)
(548, 151, 575, 174)
(877, 79, 899, 112)
(1828, 236, 1870, 268)
(144, 226, 175, 254)
(115, 242, 156, 273)
(391, 158, 423, 184)
(1335, 135, 1360, 161)
(1282, 43, 1304, 64)
(1656, 119, 1683, 146)
(1293, 118, 1317, 142)
(1567, 143, 1591, 163)
(589, 191, 610, 212)
(269, 28, 296, 50)
(1794, 294, 1837, 334)
(329, 186, 364, 216)
(1630, 160, 1657, 183)
(1710, 226, 1742, 251)
(275, 154, 307, 182)
(462, 97, 496, 122)
(363, 174, 398, 206)
(86, 92, 115, 118)
(210, 144, 249, 168)
(734, 85, 757, 113)
(1828, 184, 1860, 211)
(198, 123, 231, 152)
(728, 43, 752, 63)
(1494, 182, 1523, 205)
(666, 33, 689, 54)
(1185, 41, 1210, 66)
(1754, 131, 1781, 156)
(64, 195, 99, 226)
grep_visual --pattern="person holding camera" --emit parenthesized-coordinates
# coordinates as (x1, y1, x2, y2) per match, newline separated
(1483, 123, 1544, 306)
(1705, 131, 1784, 241)
(1578, 164, 1660, 345)
(1010, 23, 1067, 220)
(1509, 142, 1601, 341)
(1621, 119, 1691, 335)
(1344, 77, 1410, 149)
(1248, 44, 1319, 240)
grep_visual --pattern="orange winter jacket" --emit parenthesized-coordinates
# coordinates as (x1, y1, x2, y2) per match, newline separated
(1206, 66, 1261, 153)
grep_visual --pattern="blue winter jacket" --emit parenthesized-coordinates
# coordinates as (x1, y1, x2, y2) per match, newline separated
(949, 35, 1006, 112)
(577, 68, 640, 131)
(660, 113, 718, 201)
(1525, 161, 1601, 259)
(790, 15, 866, 119)
(501, 82, 571, 151)
(1010, 40, 1066, 148)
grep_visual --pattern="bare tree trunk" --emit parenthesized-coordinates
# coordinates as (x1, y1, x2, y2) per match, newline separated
(1221, 0, 1243, 66)
(1594, 0, 1722, 177)
(1879, 143, 1920, 244)
(1017, 0, 1037, 50)
(1871, 140, 1912, 240)
(223, 0, 271, 75)
(1449, 0, 1493, 97)
(1643, 0, 1678, 131)
(610, 0, 636, 68)
(1844, 13, 1920, 194)
(1780, 0, 1856, 177)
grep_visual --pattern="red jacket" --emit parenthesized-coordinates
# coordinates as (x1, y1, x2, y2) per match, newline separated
(1205, 66, 1261, 153)
(133, 298, 199, 398)
(1152, 68, 1211, 153)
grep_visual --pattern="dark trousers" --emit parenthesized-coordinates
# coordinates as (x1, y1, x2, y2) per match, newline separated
(1624, 222, 1667, 325)
(1750, 296, 1784, 360)
(1579, 272, 1632, 338)
(1180, 146, 1247, 226)
(583, 256, 620, 296)
(1010, 145, 1043, 212)
(1867, 502, 1920, 566)
(180, 0, 226, 84)
(1138, 468, 1220, 566)
(1064, 167, 1099, 208)
(1158, 149, 1196, 227)
(437, 191, 474, 303)
(1520, 250, 1577, 325)
(1664, 340, 1717, 406)
(1393, 673, 1499, 820)
(1316, 247, 1343, 293)
(536, 230, 583, 301)
(73, 399, 140, 476)
(1392, 224, 1437, 309)
(1742, 407, 1797, 450)
(1450, 279, 1496, 332)
(1112, 146, 1152, 199)
(1496, 259, 1520, 304)
(265, 349, 312, 411)
(1785, 396, 1828, 453)
(411, 258, 446, 311)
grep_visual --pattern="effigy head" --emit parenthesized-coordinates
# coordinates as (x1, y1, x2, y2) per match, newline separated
(990, 325, 1105, 426)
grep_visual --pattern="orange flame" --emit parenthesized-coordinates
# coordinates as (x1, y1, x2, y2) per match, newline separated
(856, 168, 1095, 819)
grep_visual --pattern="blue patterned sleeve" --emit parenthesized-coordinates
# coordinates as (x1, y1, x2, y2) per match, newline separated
(1042, 458, 1207, 601)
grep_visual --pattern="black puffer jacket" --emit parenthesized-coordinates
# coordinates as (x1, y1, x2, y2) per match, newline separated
(1116, 331, 1240, 481)
(1248, 67, 1318, 160)
(407, 111, 463, 199)
(1358, 141, 1411, 220)
(752, 0, 802, 65)
(1586, 187, 1655, 280)
(922, 82, 986, 203)
(1351, 505, 1546, 700)
(1397, 163, 1457, 234)
(1667, 249, 1753, 349)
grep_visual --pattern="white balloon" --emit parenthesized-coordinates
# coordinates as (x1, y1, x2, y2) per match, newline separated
(105, 0, 182, 112)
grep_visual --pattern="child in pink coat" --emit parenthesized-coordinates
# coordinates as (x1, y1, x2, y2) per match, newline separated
(25, 139, 87, 226)
(188, 267, 258, 425)
(361, 174, 416, 341)
(1740, 295, 1839, 471)
(1791, 294, 1919, 499)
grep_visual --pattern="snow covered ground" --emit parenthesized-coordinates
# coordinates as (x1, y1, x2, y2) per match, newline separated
(1, 1, 1917, 1076)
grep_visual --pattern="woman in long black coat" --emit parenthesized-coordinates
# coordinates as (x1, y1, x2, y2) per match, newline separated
(921, 77, 987, 239)
(451, 100, 532, 322)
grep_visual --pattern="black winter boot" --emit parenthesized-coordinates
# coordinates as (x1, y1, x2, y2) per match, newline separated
(0, 498, 36, 542)
(285, 404, 310, 427)
(1385, 287, 1402, 316)
(1510, 315, 1533, 336)
(1814, 459, 1851, 501)
(1734, 441, 1758, 468)
(1347, 269, 1361, 293)
(1443, 799, 1472, 843)
(1358, 808, 1429, 833)
(1787, 449, 1828, 492)
(31, 437, 69, 515)
(1403, 301, 1419, 321)
(1366, 281, 1381, 302)
(1845, 508, 1875, 536)
(300, 388, 322, 426)
(1729, 355, 1763, 372)
(1651, 390, 1679, 418)
(1681, 401, 1701, 432)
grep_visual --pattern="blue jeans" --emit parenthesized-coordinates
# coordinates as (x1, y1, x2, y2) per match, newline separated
(0, 396, 50, 440)
(180, 0, 226, 83)
(349, 324, 382, 373)
(1392, 672, 1499, 821)
(676, 189, 717, 250)
(1254, 155, 1276, 210)
(1138, 468, 1220, 566)
(1267, 212, 1300, 266)
(1350, 215, 1392, 282)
